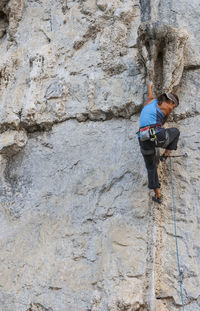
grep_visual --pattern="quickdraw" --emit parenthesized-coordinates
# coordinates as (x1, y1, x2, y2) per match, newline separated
(149, 128, 157, 141)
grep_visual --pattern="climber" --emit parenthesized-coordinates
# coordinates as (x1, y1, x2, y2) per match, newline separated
(138, 82, 180, 204)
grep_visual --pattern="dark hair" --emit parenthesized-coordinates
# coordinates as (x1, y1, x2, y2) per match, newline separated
(157, 93, 179, 107)
(157, 94, 169, 105)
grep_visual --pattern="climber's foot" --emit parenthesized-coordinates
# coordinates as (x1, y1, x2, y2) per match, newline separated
(160, 155, 167, 162)
(152, 196, 162, 204)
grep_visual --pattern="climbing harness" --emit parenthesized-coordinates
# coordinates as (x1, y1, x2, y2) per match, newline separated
(170, 158, 185, 310)
(139, 126, 151, 141)
(138, 124, 161, 142)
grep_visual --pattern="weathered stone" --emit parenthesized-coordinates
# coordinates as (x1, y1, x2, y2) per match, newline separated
(0, 0, 25, 41)
(45, 81, 64, 100)
(137, 21, 188, 94)
(0, 10, 9, 39)
(26, 303, 53, 311)
(96, 0, 107, 12)
(0, 0, 199, 310)
(0, 0, 9, 11)
(100, 21, 128, 75)
(0, 129, 27, 155)
(0, 118, 149, 310)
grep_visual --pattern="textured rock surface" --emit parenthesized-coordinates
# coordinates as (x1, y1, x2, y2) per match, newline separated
(0, 0, 200, 310)
(0, 129, 27, 155)
(137, 21, 188, 94)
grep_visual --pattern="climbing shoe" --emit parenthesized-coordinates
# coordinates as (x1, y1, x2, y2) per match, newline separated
(160, 155, 167, 162)
(152, 196, 162, 204)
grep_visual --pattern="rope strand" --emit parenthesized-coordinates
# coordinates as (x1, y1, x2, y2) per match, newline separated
(170, 158, 185, 310)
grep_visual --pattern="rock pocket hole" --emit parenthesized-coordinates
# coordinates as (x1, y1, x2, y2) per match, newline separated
(145, 40, 151, 58)
(154, 49, 164, 95)
(0, 11, 9, 39)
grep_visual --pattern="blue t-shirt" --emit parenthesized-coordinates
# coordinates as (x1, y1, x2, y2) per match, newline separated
(139, 99, 165, 128)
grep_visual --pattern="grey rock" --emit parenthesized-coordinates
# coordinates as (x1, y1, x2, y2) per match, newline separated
(26, 303, 53, 311)
(137, 21, 188, 94)
(0, 0, 199, 310)
(0, 10, 9, 39)
(0, 129, 27, 156)
(96, 0, 107, 12)
(45, 81, 64, 100)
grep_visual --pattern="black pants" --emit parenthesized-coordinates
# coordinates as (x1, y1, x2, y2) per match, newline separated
(139, 128, 180, 189)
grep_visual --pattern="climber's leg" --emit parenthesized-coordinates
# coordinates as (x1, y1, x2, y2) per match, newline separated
(139, 139, 162, 203)
(157, 128, 180, 160)
(164, 128, 180, 151)
(142, 153, 162, 203)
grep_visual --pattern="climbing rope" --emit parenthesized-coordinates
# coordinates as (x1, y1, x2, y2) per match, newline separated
(170, 158, 185, 311)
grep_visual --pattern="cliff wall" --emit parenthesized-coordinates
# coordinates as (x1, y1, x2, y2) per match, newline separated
(0, 1, 200, 310)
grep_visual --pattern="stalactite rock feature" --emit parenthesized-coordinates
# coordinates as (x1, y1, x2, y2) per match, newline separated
(137, 21, 189, 94)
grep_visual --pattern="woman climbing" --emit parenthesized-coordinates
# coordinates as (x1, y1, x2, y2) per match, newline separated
(138, 82, 180, 204)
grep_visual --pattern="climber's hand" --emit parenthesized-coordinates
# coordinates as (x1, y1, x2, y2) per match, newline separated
(147, 82, 154, 102)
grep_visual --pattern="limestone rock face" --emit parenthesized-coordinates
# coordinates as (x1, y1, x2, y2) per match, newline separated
(0, 0, 200, 311)
(0, 129, 27, 156)
(0, 0, 24, 41)
(137, 21, 189, 94)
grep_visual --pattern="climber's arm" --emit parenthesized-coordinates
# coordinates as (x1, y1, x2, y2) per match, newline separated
(162, 104, 176, 125)
(144, 82, 155, 106)
(162, 112, 170, 125)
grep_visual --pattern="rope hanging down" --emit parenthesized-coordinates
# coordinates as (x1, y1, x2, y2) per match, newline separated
(170, 158, 185, 310)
